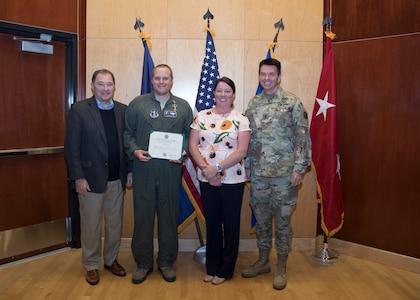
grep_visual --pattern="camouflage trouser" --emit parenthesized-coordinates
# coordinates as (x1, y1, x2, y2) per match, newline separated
(249, 174, 298, 256)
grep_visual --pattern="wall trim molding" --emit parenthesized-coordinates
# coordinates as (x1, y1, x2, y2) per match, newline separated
(327, 238, 419, 274)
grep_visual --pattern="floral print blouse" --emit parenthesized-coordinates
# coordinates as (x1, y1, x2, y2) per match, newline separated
(191, 108, 251, 184)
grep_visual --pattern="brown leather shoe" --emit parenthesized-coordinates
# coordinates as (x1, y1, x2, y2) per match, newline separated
(86, 269, 99, 285)
(105, 260, 126, 277)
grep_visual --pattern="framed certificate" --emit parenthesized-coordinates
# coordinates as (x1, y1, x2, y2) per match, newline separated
(148, 131, 184, 160)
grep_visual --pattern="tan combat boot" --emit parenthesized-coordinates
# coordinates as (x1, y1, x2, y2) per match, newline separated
(242, 249, 271, 278)
(273, 254, 287, 290)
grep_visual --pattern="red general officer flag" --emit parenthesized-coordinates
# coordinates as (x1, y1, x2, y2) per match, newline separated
(310, 35, 344, 237)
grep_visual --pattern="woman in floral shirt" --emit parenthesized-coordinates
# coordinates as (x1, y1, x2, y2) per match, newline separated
(189, 76, 251, 285)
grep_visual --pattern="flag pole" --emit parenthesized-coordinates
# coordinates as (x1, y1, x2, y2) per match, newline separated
(272, 18, 284, 50)
(192, 217, 206, 264)
(312, 14, 340, 263)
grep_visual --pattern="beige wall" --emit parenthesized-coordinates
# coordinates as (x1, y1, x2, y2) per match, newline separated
(86, 0, 322, 241)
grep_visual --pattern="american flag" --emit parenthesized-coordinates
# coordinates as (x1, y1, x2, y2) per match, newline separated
(195, 30, 220, 111)
(180, 29, 221, 229)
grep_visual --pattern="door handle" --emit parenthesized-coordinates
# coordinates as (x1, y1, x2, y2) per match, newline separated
(0, 146, 64, 157)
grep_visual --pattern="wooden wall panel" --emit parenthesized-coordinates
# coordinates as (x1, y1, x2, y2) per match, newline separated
(0, 0, 78, 33)
(86, 0, 324, 239)
(78, 0, 87, 100)
(325, 0, 420, 258)
(335, 35, 420, 258)
(328, 1, 420, 41)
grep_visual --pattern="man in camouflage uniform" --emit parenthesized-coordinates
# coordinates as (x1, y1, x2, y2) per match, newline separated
(242, 58, 311, 290)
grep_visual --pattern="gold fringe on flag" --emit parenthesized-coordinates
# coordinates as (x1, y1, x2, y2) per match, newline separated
(138, 32, 153, 51)
(325, 31, 336, 40)
(268, 41, 278, 58)
(204, 27, 216, 37)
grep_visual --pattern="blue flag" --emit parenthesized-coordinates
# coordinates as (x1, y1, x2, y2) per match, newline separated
(255, 49, 271, 95)
(178, 172, 197, 232)
(141, 39, 154, 94)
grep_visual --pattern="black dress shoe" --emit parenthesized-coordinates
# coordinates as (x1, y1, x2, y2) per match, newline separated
(105, 260, 126, 277)
(86, 269, 99, 285)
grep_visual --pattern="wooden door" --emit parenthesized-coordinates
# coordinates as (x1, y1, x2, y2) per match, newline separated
(0, 22, 77, 263)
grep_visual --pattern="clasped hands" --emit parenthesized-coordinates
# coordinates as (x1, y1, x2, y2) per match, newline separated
(200, 165, 222, 187)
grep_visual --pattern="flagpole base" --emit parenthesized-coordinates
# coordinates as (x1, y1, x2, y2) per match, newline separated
(312, 242, 339, 262)
(193, 245, 206, 265)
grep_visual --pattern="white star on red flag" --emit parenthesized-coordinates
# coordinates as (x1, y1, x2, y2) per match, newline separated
(315, 91, 336, 121)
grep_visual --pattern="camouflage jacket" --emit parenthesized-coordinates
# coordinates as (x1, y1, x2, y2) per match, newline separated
(245, 86, 311, 177)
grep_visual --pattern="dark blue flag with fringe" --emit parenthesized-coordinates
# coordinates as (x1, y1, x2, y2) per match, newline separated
(140, 39, 154, 94)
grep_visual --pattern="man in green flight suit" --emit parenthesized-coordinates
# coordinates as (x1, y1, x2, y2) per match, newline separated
(124, 64, 193, 284)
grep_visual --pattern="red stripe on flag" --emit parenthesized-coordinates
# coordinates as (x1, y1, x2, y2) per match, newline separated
(182, 158, 205, 225)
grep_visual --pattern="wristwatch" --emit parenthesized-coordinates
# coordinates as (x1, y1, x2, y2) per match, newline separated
(216, 164, 223, 175)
